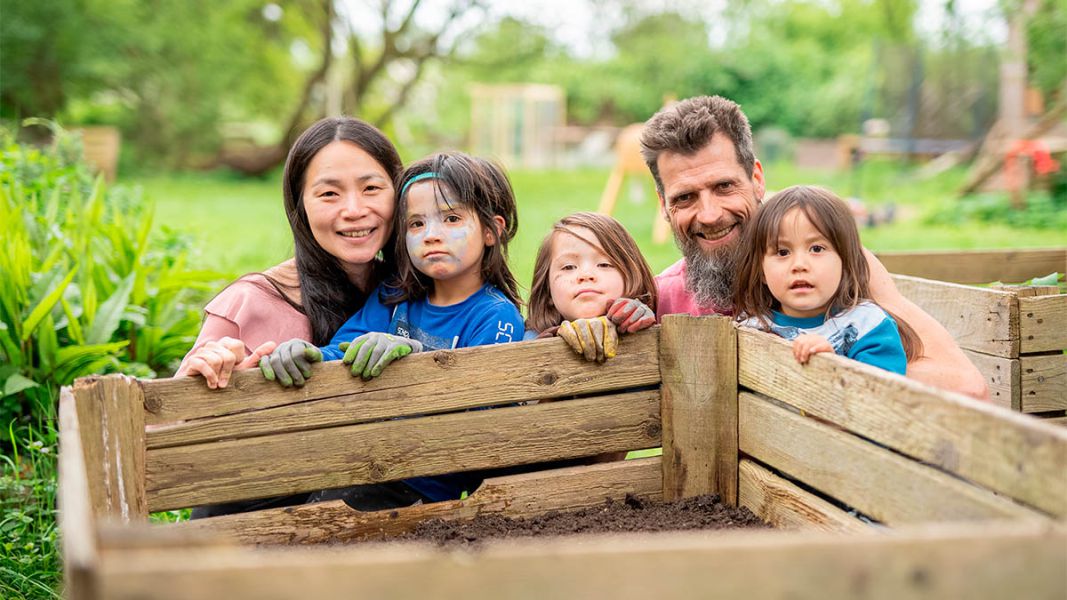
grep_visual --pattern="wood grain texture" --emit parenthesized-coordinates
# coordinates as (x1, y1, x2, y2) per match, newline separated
(145, 391, 661, 512)
(738, 459, 870, 534)
(877, 248, 1067, 284)
(175, 458, 663, 545)
(1019, 294, 1067, 354)
(143, 329, 660, 428)
(737, 328, 1067, 518)
(72, 375, 147, 522)
(659, 315, 737, 504)
(1020, 353, 1067, 413)
(963, 350, 1019, 409)
(892, 275, 1018, 357)
(58, 388, 101, 600)
(96, 522, 1067, 600)
(739, 393, 1046, 524)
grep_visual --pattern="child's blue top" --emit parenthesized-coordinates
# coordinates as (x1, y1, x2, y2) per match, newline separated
(321, 283, 524, 360)
(320, 282, 524, 503)
(739, 301, 906, 375)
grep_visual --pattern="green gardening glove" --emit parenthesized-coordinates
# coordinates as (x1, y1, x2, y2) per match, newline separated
(258, 339, 323, 387)
(341, 332, 423, 379)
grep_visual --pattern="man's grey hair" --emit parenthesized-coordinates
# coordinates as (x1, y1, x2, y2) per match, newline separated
(639, 96, 757, 197)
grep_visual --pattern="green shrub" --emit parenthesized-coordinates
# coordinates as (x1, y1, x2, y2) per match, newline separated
(0, 122, 225, 599)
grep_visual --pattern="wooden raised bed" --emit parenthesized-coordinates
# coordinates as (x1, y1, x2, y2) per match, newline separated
(879, 248, 1067, 417)
(60, 316, 1065, 599)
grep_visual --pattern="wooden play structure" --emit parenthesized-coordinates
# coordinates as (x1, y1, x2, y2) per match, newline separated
(60, 252, 1066, 598)
(596, 123, 673, 244)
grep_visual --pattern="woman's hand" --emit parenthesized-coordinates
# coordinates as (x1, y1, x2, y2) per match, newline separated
(341, 332, 423, 379)
(557, 317, 618, 363)
(606, 297, 656, 334)
(184, 337, 277, 389)
(259, 339, 323, 387)
(792, 334, 833, 364)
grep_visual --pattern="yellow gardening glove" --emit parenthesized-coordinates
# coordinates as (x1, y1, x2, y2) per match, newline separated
(557, 316, 618, 363)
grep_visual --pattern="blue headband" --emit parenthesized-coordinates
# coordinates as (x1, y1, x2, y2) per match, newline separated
(400, 171, 440, 198)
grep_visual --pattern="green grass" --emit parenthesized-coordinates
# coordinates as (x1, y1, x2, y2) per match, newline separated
(131, 160, 1066, 298)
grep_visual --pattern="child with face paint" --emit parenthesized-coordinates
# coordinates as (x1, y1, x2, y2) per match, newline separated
(526, 212, 658, 362)
(260, 152, 524, 386)
(732, 186, 920, 373)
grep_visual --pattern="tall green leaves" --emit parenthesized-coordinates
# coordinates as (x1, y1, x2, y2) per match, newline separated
(0, 123, 225, 434)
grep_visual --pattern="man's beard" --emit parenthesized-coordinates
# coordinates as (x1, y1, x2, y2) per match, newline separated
(678, 229, 739, 312)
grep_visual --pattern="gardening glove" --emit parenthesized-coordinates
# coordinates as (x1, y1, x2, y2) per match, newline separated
(341, 332, 423, 379)
(558, 316, 618, 363)
(259, 339, 323, 388)
(606, 297, 656, 334)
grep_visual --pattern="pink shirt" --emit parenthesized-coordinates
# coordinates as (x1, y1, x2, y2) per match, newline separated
(654, 258, 729, 319)
(176, 274, 312, 376)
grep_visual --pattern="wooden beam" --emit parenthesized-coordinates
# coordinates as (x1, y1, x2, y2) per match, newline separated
(963, 350, 1020, 410)
(177, 458, 663, 546)
(71, 376, 147, 521)
(738, 459, 870, 534)
(58, 388, 101, 600)
(877, 248, 1067, 284)
(659, 315, 738, 504)
(97, 522, 1067, 600)
(145, 391, 661, 512)
(739, 392, 1047, 524)
(1020, 353, 1067, 413)
(892, 275, 1018, 357)
(737, 328, 1067, 517)
(143, 329, 660, 427)
(1019, 294, 1067, 354)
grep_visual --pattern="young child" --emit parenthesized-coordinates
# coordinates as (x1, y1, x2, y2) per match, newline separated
(261, 151, 524, 383)
(732, 185, 919, 374)
(526, 212, 658, 361)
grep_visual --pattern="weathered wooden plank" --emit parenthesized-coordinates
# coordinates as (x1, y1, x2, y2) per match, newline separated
(738, 459, 869, 534)
(146, 391, 661, 512)
(963, 350, 1019, 410)
(143, 329, 660, 427)
(1020, 353, 1067, 413)
(58, 388, 101, 600)
(97, 522, 1067, 600)
(175, 458, 663, 545)
(738, 392, 1047, 524)
(878, 248, 1066, 284)
(737, 328, 1067, 517)
(892, 275, 1018, 357)
(72, 375, 147, 522)
(659, 315, 737, 504)
(1041, 415, 1067, 426)
(1019, 294, 1067, 354)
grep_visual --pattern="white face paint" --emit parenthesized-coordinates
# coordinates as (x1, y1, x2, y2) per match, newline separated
(404, 180, 488, 285)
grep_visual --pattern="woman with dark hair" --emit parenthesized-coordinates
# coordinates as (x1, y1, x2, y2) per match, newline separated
(178, 116, 403, 388)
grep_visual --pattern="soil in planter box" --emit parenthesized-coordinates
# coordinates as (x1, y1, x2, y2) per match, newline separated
(398, 494, 767, 547)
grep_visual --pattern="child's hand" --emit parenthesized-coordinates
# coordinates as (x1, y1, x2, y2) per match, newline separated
(185, 337, 277, 389)
(792, 334, 833, 365)
(606, 297, 656, 334)
(259, 339, 323, 387)
(558, 316, 618, 363)
(341, 332, 423, 379)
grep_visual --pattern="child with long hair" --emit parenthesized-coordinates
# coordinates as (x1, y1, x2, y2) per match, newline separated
(526, 212, 658, 361)
(732, 186, 920, 373)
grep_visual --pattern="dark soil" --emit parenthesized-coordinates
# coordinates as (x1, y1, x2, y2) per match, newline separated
(398, 494, 767, 548)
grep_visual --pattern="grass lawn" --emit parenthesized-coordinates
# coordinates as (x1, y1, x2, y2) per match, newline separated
(130, 160, 1066, 300)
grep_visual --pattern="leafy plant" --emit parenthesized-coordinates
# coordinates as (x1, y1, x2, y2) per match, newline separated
(0, 121, 225, 598)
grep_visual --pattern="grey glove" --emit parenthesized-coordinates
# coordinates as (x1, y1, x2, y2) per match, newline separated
(606, 297, 656, 334)
(557, 316, 618, 363)
(259, 339, 323, 387)
(341, 332, 423, 379)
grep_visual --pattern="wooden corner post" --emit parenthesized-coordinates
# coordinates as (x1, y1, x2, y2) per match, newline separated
(659, 315, 739, 505)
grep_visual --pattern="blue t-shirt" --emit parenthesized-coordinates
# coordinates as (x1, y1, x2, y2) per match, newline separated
(321, 282, 524, 502)
(739, 301, 907, 375)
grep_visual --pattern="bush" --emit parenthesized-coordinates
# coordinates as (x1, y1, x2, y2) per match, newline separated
(0, 122, 225, 599)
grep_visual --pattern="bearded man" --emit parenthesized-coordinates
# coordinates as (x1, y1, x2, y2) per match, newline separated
(641, 95, 988, 400)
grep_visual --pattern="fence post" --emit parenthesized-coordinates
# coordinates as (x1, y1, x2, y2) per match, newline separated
(659, 315, 738, 505)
